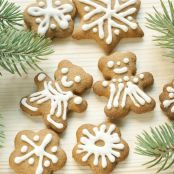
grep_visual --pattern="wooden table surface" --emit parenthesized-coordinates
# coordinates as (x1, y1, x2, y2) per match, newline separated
(0, 0, 173, 173)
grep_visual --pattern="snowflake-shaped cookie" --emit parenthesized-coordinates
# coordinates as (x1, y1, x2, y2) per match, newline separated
(73, 0, 143, 53)
(24, 0, 76, 38)
(73, 122, 129, 173)
(9, 129, 66, 174)
(93, 52, 156, 120)
(160, 80, 174, 119)
(20, 60, 93, 133)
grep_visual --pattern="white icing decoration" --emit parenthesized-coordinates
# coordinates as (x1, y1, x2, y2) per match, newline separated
(61, 76, 74, 87)
(21, 98, 38, 112)
(38, 1, 45, 7)
(123, 76, 129, 81)
(127, 16, 133, 21)
(44, 160, 51, 167)
(33, 135, 40, 142)
(112, 78, 116, 83)
(114, 29, 120, 35)
(77, 124, 125, 168)
(38, 73, 46, 81)
(50, 24, 56, 29)
(84, 6, 90, 12)
(113, 67, 128, 74)
(28, 157, 35, 165)
(51, 146, 58, 153)
(61, 67, 69, 74)
(74, 97, 83, 105)
(93, 28, 98, 33)
(116, 61, 121, 66)
(74, 76, 81, 83)
(118, 79, 122, 83)
(123, 58, 129, 64)
(21, 81, 74, 129)
(133, 77, 139, 83)
(139, 74, 144, 79)
(163, 86, 174, 113)
(107, 61, 114, 68)
(55, 0, 61, 6)
(28, 0, 73, 35)
(21, 146, 28, 153)
(14, 133, 58, 174)
(102, 81, 108, 87)
(80, 0, 138, 44)
(36, 18, 42, 24)
(107, 81, 152, 109)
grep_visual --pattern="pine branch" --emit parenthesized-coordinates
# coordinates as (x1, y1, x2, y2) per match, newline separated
(0, 28, 53, 75)
(135, 123, 174, 173)
(146, 0, 174, 59)
(0, 0, 23, 30)
(0, 115, 5, 148)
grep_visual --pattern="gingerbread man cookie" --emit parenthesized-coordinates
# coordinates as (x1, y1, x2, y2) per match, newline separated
(73, 122, 129, 174)
(159, 80, 174, 119)
(93, 52, 156, 120)
(24, 0, 76, 38)
(9, 129, 66, 174)
(73, 0, 144, 53)
(20, 60, 93, 133)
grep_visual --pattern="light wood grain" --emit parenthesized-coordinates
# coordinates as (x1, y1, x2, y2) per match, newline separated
(0, 0, 173, 173)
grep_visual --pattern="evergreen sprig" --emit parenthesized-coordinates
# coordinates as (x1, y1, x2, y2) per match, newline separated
(0, 0, 23, 30)
(146, 0, 174, 59)
(135, 123, 174, 173)
(0, 28, 53, 75)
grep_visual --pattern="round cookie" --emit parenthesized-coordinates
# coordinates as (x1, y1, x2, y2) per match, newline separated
(9, 129, 66, 174)
(20, 60, 93, 133)
(24, 0, 76, 38)
(93, 52, 156, 120)
(73, 122, 129, 174)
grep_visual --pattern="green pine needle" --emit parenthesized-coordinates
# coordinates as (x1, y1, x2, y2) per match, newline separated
(135, 123, 174, 173)
(146, 0, 174, 59)
(0, 115, 5, 148)
(0, 0, 23, 30)
(0, 28, 54, 76)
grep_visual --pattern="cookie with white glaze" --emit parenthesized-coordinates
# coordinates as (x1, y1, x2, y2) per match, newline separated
(73, 122, 129, 174)
(24, 0, 76, 38)
(73, 0, 144, 54)
(20, 60, 93, 133)
(9, 129, 66, 174)
(159, 80, 174, 119)
(93, 52, 156, 120)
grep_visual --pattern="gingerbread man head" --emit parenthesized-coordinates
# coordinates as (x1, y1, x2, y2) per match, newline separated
(98, 52, 136, 80)
(20, 60, 93, 133)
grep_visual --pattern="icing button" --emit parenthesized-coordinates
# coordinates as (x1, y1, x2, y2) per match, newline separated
(38, 1, 45, 7)
(123, 76, 129, 81)
(139, 74, 144, 79)
(102, 81, 108, 87)
(55, 0, 61, 6)
(50, 24, 56, 30)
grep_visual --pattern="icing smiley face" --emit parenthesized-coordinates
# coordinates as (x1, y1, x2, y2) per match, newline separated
(55, 60, 93, 94)
(99, 52, 136, 79)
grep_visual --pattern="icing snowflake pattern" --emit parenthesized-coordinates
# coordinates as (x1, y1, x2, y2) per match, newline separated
(14, 133, 58, 174)
(28, 0, 73, 35)
(80, 0, 138, 44)
(77, 124, 125, 168)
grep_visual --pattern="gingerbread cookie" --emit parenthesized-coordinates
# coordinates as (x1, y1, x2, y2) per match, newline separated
(93, 52, 156, 120)
(20, 60, 93, 133)
(9, 129, 66, 174)
(73, 122, 129, 174)
(159, 80, 174, 119)
(24, 0, 76, 38)
(73, 0, 144, 53)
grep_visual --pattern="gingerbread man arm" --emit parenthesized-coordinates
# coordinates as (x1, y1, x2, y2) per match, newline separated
(20, 72, 53, 116)
(68, 96, 87, 113)
(93, 81, 110, 97)
(136, 72, 154, 88)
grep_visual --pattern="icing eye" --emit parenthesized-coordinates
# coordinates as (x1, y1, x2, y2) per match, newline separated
(123, 58, 129, 64)
(107, 61, 114, 68)
(74, 76, 81, 83)
(61, 68, 69, 74)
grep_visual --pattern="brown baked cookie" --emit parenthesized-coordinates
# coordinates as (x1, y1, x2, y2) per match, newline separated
(93, 52, 156, 120)
(159, 80, 174, 119)
(20, 60, 93, 133)
(73, 0, 144, 54)
(73, 122, 129, 174)
(24, 0, 76, 38)
(9, 129, 66, 174)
